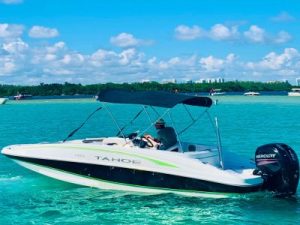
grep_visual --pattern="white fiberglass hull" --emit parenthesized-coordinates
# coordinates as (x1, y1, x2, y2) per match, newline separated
(288, 92, 300, 96)
(2, 139, 263, 197)
(0, 98, 7, 105)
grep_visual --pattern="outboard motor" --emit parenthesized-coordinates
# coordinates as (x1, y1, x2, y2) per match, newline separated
(254, 143, 299, 197)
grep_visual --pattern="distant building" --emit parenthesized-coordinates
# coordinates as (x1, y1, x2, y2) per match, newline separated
(296, 78, 300, 86)
(266, 80, 285, 84)
(161, 79, 177, 84)
(195, 77, 225, 84)
(195, 79, 206, 83)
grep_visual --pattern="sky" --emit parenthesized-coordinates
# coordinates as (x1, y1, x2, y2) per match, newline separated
(0, 0, 300, 85)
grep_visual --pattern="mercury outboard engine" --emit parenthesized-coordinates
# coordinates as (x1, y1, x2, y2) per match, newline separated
(254, 143, 299, 197)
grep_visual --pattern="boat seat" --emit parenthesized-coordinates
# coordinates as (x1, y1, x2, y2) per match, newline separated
(102, 137, 127, 146)
(165, 143, 180, 152)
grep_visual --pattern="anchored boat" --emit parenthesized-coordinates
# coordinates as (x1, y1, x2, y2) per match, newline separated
(1, 90, 299, 198)
(288, 88, 300, 96)
(244, 91, 260, 96)
(209, 89, 226, 96)
(0, 98, 8, 105)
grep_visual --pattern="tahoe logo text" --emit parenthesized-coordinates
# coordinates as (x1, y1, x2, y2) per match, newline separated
(95, 156, 141, 164)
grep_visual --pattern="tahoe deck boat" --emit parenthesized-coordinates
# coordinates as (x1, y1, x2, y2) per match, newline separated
(288, 88, 300, 97)
(1, 90, 299, 198)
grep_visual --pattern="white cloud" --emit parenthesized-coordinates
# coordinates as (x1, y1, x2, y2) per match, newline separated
(31, 42, 66, 65)
(174, 25, 204, 40)
(90, 49, 118, 66)
(175, 23, 291, 45)
(61, 53, 84, 65)
(199, 56, 225, 72)
(43, 68, 74, 76)
(0, 57, 17, 75)
(240, 48, 300, 81)
(244, 25, 266, 43)
(0, 23, 24, 39)
(119, 48, 136, 65)
(209, 24, 238, 40)
(226, 53, 236, 63)
(274, 31, 292, 44)
(0, 30, 299, 84)
(45, 54, 56, 62)
(246, 48, 299, 72)
(198, 54, 237, 72)
(46, 42, 66, 53)
(0, 0, 23, 4)
(110, 33, 151, 48)
(29, 26, 59, 38)
(271, 12, 295, 22)
(151, 55, 196, 71)
(2, 39, 28, 54)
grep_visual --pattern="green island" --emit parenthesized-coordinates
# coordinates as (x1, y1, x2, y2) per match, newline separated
(0, 81, 296, 96)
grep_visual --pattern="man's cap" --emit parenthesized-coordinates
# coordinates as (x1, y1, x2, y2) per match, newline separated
(155, 118, 165, 125)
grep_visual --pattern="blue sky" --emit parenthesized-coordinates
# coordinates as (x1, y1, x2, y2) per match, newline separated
(0, 0, 300, 84)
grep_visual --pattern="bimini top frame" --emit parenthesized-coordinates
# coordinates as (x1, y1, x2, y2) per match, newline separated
(97, 89, 213, 108)
(66, 89, 223, 167)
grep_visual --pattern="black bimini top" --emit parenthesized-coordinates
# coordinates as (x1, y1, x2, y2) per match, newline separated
(97, 89, 212, 108)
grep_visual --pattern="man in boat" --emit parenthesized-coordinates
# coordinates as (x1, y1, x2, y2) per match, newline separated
(144, 119, 177, 150)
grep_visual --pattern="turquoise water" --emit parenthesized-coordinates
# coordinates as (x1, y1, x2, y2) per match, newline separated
(0, 97, 300, 225)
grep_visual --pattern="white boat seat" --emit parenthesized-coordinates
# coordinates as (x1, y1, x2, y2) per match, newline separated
(102, 137, 127, 146)
(165, 143, 180, 152)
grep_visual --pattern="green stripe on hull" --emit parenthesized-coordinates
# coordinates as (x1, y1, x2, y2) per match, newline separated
(26, 144, 178, 168)
(14, 159, 233, 198)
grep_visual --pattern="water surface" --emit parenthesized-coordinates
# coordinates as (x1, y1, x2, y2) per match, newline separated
(0, 96, 299, 224)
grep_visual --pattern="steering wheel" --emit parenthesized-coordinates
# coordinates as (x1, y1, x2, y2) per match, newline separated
(142, 135, 154, 148)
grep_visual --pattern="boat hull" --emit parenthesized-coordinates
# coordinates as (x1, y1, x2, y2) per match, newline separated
(2, 141, 263, 197)
(6, 153, 261, 197)
(288, 92, 300, 96)
(0, 98, 7, 105)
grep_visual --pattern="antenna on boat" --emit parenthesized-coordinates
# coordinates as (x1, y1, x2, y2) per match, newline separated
(215, 117, 224, 170)
(63, 106, 102, 142)
(101, 102, 126, 139)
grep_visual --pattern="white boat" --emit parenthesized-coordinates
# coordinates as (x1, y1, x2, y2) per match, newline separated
(1, 90, 299, 198)
(13, 93, 32, 100)
(288, 88, 300, 96)
(244, 91, 260, 96)
(209, 89, 226, 96)
(0, 98, 8, 105)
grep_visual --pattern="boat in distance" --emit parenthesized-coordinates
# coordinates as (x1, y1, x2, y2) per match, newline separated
(0, 97, 8, 105)
(244, 91, 260, 96)
(209, 89, 226, 96)
(288, 88, 300, 96)
(13, 93, 33, 100)
(2, 90, 299, 198)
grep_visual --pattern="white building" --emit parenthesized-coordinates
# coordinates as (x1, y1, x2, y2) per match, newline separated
(296, 78, 300, 86)
(195, 77, 225, 84)
(161, 79, 177, 84)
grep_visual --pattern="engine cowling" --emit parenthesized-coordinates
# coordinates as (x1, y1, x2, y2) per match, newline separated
(254, 143, 299, 197)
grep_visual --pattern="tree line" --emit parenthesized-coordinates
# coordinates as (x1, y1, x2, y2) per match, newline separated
(0, 81, 293, 97)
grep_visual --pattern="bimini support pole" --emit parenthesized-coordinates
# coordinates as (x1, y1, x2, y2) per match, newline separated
(167, 111, 183, 152)
(215, 117, 224, 169)
(101, 102, 126, 139)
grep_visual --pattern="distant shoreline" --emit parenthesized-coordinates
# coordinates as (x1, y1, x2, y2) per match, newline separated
(0, 81, 296, 98)
(3, 91, 292, 101)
